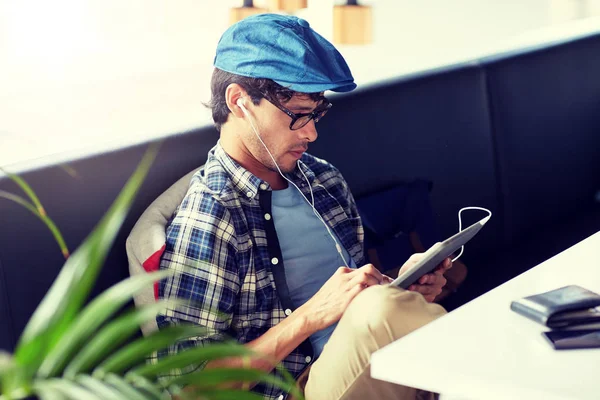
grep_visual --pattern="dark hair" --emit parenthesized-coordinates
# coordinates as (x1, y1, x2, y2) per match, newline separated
(206, 68, 323, 132)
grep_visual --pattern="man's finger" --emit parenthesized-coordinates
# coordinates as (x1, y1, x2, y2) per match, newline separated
(418, 273, 439, 285)
(408, 284, 437, 296)
(357, 263, 384, 283)
(435, 258, 453, 273)
(349, 271, 380, 288)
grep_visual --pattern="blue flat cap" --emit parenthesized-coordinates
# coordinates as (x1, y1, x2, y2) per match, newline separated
(214, 14, 356, 93)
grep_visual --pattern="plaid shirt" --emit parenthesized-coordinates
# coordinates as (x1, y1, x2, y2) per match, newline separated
(157, 142, 364, 399)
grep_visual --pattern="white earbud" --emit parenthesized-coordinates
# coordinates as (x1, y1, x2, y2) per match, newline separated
(237, 98, 247, 112)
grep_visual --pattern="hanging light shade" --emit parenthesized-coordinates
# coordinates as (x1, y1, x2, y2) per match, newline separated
(230, 0, 267, 25)
(268, 0, 308, 13)
(333, 0, 372, 45)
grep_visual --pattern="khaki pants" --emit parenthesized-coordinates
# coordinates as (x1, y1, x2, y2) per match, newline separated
(299, 285, 446, 400)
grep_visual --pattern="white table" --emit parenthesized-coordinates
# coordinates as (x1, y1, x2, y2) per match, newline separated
(371, 231, 600, 400)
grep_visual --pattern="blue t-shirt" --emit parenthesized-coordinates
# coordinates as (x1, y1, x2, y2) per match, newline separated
(271, 185, 357, 357)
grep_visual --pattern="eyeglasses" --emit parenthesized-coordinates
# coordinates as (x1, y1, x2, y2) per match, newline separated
(263, 95, 332, 130)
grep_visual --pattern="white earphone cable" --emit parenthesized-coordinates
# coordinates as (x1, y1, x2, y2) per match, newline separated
(240, 102, 350, 268)
(240, 100, 492, 269)
(452, 206, 492, 262)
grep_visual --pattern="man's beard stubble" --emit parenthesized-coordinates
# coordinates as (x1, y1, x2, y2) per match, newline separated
(246, 132, 297, 174)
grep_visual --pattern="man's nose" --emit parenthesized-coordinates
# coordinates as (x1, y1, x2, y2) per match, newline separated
(299, 120, 318, 143)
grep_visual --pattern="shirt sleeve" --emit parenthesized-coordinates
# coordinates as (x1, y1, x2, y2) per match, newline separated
(155, 188, 240, 367)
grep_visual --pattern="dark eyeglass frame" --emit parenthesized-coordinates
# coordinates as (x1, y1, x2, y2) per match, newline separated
(263, 94, 333, 130)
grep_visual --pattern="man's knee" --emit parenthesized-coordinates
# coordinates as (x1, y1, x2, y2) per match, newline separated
(344, 285, 446, 343)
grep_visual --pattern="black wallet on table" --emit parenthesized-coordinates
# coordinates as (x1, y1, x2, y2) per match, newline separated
(510, 285, 600, 329)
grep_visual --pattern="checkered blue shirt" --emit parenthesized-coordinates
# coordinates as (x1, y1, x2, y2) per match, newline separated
(157, 142, 364, 399)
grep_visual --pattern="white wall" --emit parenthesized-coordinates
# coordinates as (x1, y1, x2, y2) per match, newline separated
(1, 0, 599, 167)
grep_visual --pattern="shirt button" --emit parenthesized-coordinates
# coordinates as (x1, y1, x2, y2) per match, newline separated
(264, 213, 271, 220)
(246, 191, 253, 198)
(305, 356, 312, 363)
(284, 308, 292, 316)
(260, 183, 268, 190)
(271, 257, 279, 265)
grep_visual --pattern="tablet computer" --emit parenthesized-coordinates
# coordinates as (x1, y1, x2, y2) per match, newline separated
(389, 215, 490, 289)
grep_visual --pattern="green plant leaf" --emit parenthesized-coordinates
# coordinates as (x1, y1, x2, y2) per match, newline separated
(0, 352, 31, 399)
(58, 164, 79, 179)
(94, 324, 207, 377)
(0, 190, 69, 259)
(168, 368, 299, 399)
(166, 390, 195, 400)
(127, 342, 254, 379)
(273, 363, 300, 398)
(104, 373, 153, 400)
(34, 379, 104, 400)
(127, 342, 302, 399)
(75, 375, 124, 400)
(126, 374, 168, 400)
(63, 299, 185, 379)
(35, 386, 68, 400)
(184, 388, 264, 400)
(0, 167, 46, 218)
(0, 351, 13, 388)
(13, 143, 160, 379)
(39, 270, 175, 378)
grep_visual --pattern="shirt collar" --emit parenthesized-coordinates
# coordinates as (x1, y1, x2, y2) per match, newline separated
(212, 141, 262, 198)
(288, 158, 316, 185)
(212, 141, 316, 198)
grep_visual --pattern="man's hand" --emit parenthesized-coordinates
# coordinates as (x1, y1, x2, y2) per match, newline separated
(298, 264, 384, 334)
(399, 250, 453, 302)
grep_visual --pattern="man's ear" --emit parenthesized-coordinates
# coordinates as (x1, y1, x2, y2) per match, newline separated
(225, 83, 247, 118)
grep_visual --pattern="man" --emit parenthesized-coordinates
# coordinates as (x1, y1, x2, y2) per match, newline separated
(158, 14, 451, 400)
